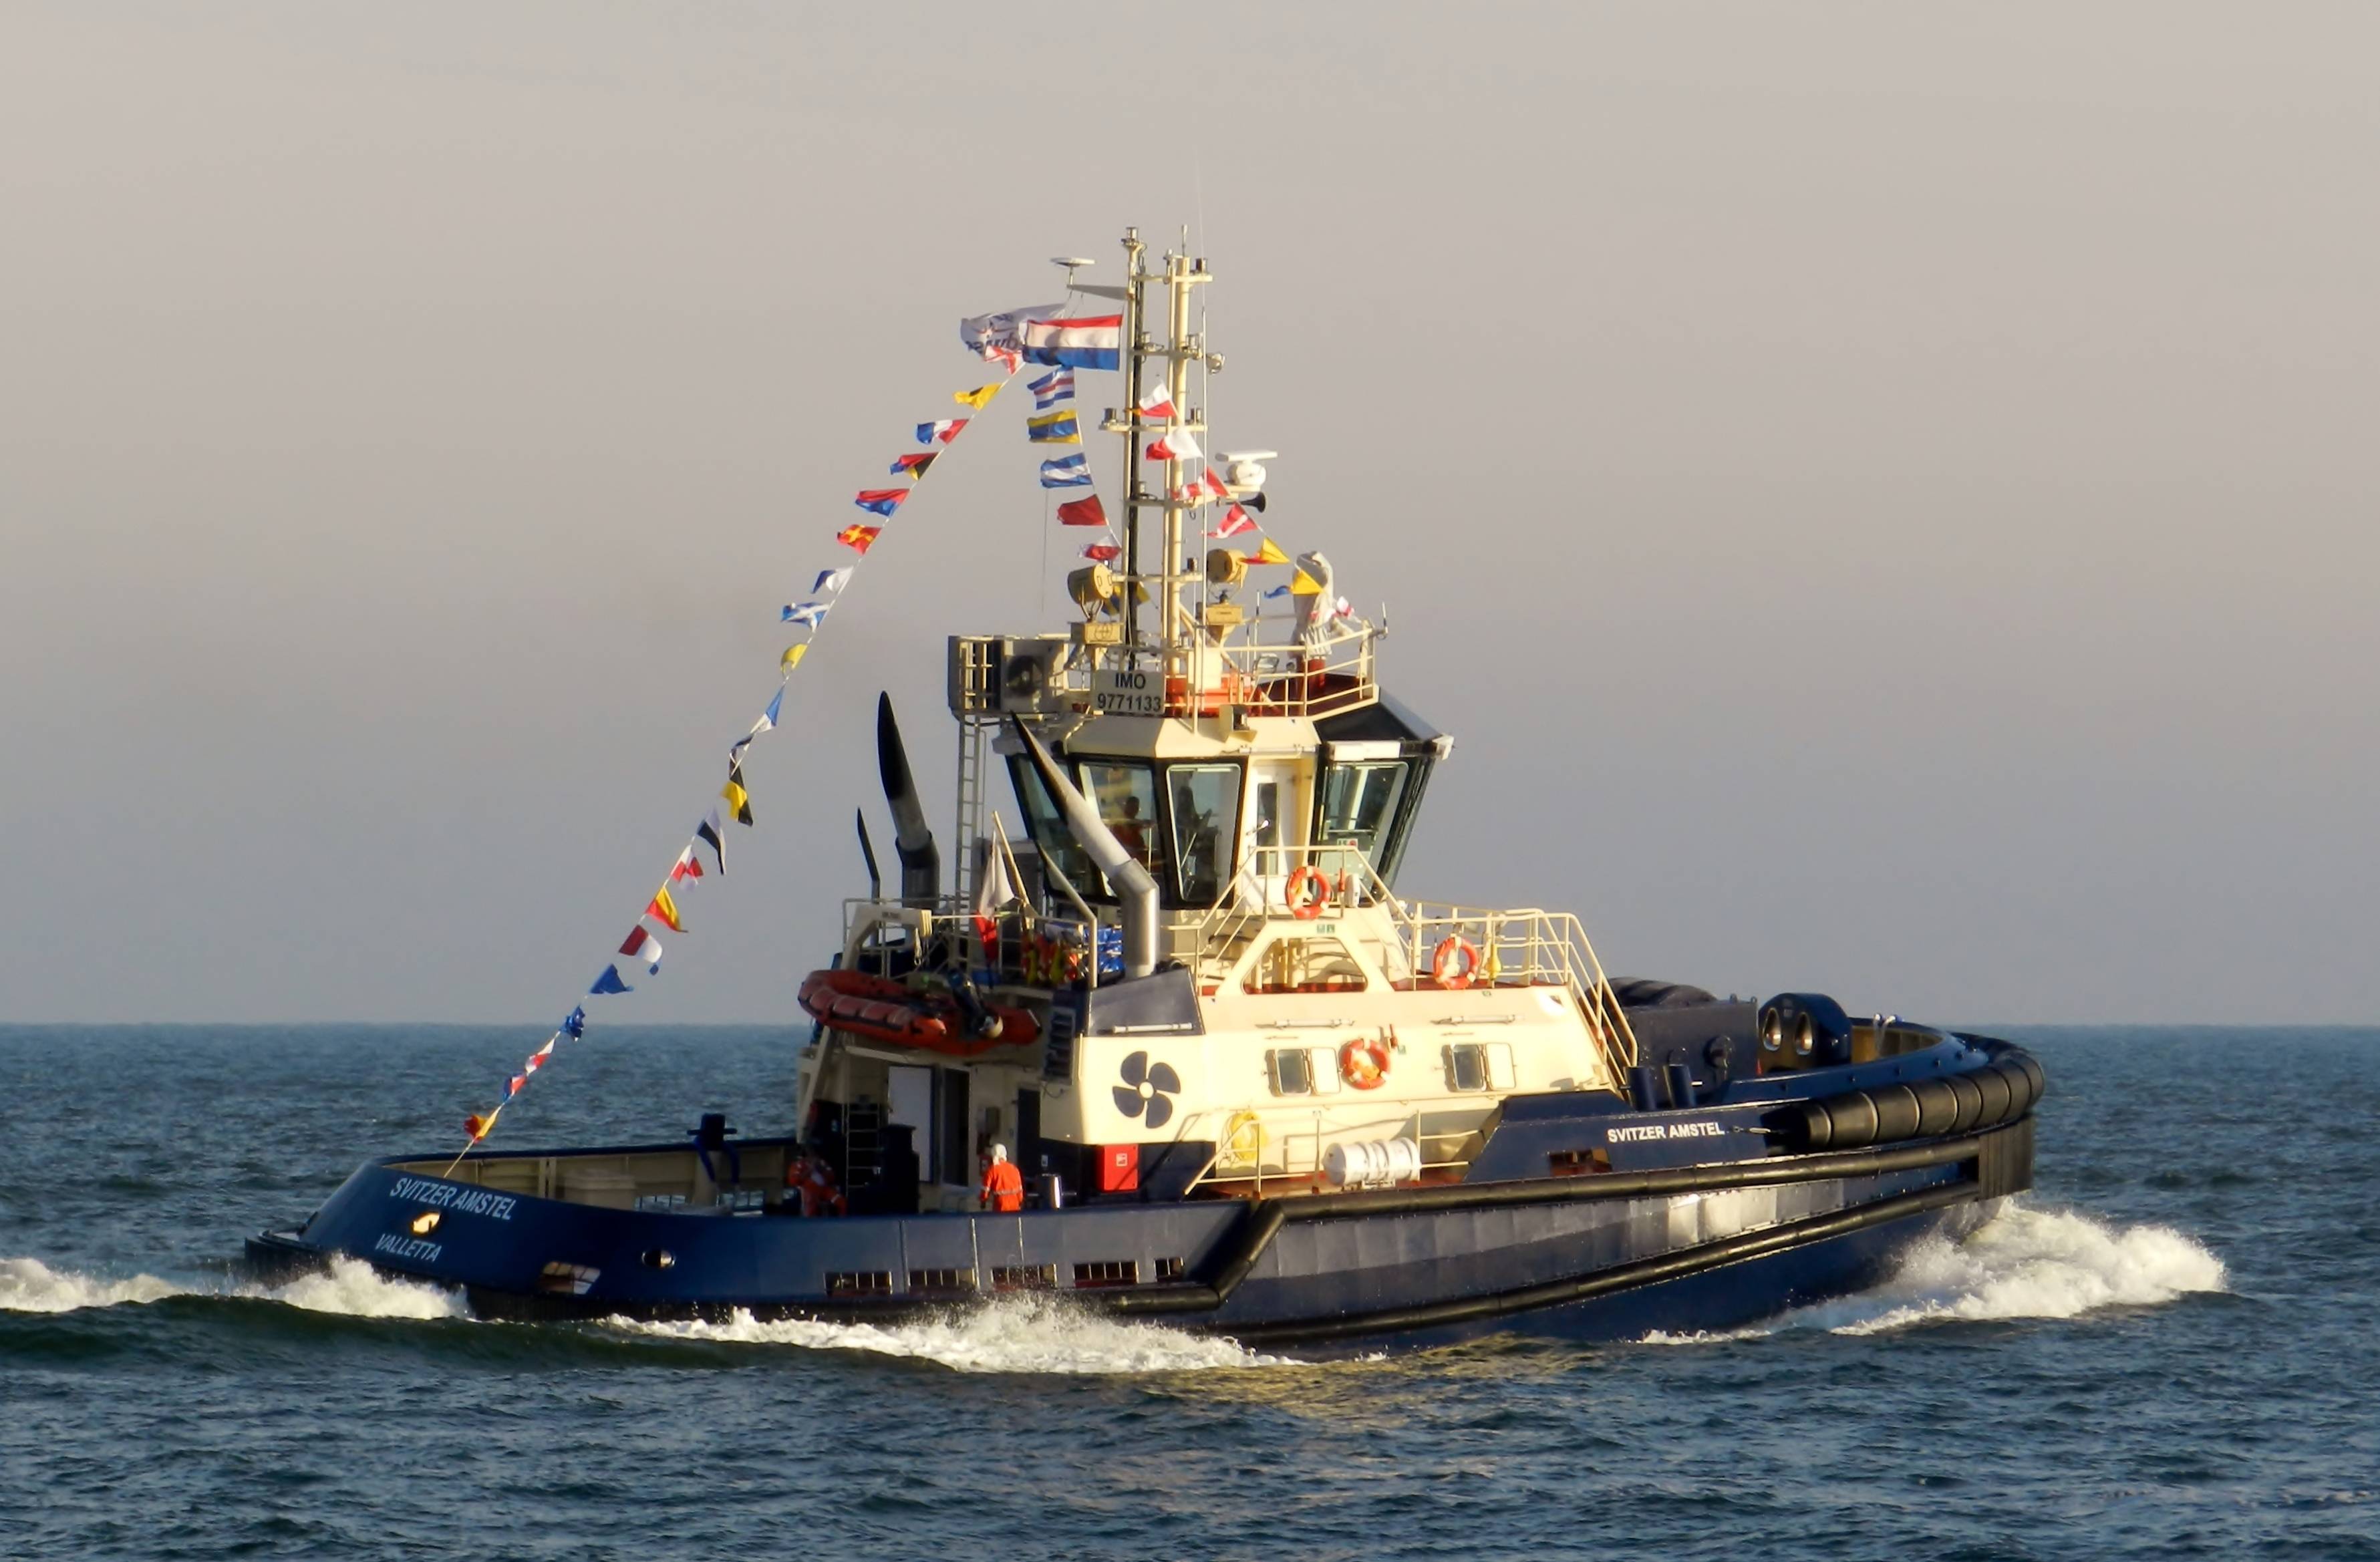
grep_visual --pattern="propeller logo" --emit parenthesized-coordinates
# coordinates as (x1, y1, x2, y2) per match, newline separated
(1113, 1050, 1181, 1130)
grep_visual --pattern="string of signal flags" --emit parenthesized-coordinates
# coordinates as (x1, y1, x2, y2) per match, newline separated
(974, 306, 1337, 607)
(446, 297, 1326, 1168)
(446, 376, 1014, 1165)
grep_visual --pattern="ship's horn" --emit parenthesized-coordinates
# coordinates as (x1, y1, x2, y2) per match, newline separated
(875, 693, 939, 908)
(1008, 717, 1157, 981)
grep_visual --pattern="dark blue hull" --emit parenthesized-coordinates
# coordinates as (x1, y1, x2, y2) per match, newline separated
(247, 1112, 2031, 1353)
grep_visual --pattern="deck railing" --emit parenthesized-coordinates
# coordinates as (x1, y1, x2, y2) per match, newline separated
(1175, 1101, 1481, 1195)
(1176, 846, 1641, 1083)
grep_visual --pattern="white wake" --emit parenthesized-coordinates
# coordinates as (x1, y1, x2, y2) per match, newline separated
(1642, 1199, 2226, 1344)
(605, 1294, 1291, 1375)
(0, 1256, 184, 1314)
(0, 1254, 463, 1321)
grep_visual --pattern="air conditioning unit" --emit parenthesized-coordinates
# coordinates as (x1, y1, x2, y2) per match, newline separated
(948, 635, 1074, 716)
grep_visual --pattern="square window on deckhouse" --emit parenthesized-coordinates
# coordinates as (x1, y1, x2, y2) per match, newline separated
(1443, 1042, 1517, 1093)
(1268, 1046, 1344, 1097)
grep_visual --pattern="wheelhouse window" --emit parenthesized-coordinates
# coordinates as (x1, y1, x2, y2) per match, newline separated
(1166, 763, 1242, 906)
(1318, 760, 1410, 879)
(1008, 758, 1100, 902)
(1078, 760, 1164, 895)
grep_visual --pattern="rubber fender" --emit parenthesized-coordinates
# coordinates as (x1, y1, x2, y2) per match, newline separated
(1969, 1065, 2014, 1128)
(2010, 1050, 2047, 1104)
(1992, 1059, 2039, 1118)
(1908, 1076, 1961, 1138)
(1868, 1084, 1922, 1144)
(1793, 1101, 1835, 1152)
(1821, 1091, 1880, 1151)
(1944, 1072, 1986, 1135)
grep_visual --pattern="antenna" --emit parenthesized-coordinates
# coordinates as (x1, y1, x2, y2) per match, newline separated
(1218, 450, 1278, 492)
(1052, 256, 1096, 290)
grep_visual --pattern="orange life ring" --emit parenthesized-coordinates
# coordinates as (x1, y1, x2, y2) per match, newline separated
(1283, 865, 1330, 921)
(1431, 935, 1480, 990)
(1340, 1036, 1390, 1090)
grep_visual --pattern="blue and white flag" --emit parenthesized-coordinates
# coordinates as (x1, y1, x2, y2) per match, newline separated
(811, 568, 853, 595)
(589, 965, 633, 996)
(562, 1005, 587, 1039)
(781, 599, 831, 627)
(1040, 454, 1093, 489)
(1261, 584, 1292, 600)
(1028, 367, 1075, 411)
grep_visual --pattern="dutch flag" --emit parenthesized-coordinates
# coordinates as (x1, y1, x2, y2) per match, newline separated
(1020, 315, 1122, 371)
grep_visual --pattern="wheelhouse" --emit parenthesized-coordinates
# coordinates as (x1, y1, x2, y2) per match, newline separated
(1003, 694, 1449, 911)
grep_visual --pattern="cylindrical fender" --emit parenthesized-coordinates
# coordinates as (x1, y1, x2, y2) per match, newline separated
(1822, 1092, 1880, 1150)
(1969, 1065, 2014, 1128)
(1867, 1084, 1922, 1144)
(1908, 1076, 1961, 1139)
(1944, 1071, 1987, 1135)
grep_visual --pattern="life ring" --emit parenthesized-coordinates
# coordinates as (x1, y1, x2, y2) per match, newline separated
(1340, 1036, 1390, 1090)
(1218, 1110, 1266, 1169)
(1431, 936, 1480, 989)
(796, 969, 1040, 1057)
(1283, 865, 1330, 920)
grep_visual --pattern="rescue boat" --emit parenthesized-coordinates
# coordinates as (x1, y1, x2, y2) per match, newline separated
(248, 230, 2043, 1351)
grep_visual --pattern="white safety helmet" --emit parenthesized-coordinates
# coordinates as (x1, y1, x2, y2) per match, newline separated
(990, 1143, 1008, 1162)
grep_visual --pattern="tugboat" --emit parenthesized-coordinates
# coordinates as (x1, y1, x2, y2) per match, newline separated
(249, 231, 2043, 1351)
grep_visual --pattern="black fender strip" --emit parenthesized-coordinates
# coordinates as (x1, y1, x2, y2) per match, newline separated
(1215, 1179, 1980, 1346)
(1106, 1116, 2027, 1317)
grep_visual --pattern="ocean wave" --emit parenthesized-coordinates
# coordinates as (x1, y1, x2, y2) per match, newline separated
(263, 1257, 464, 1320)
(603, 1294, 1292, 1375)
(0, 1255, 462, 1321)
(1640, 1199, 2227, 1344)
(0, 1256, 184, 1315)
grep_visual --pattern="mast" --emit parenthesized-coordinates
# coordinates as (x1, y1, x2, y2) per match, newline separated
(1111, 232, 1210, 678)
(1118, 228, 1147, 649)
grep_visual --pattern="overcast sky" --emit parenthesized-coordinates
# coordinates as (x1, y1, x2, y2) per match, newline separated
(3, 3, 2373, 1027)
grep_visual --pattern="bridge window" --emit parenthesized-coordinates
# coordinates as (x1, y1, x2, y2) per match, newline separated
(1167, 763, 1242, 906)
(1008, 758, 1100, 901)
(1079, 760, 1165, 891)
(1318, 760, 1409, 878)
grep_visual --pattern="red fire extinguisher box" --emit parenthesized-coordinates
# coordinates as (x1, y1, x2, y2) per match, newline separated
(1098, 1143, 1139, 1193)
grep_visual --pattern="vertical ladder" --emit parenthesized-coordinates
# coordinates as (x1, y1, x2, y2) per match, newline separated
(844, 1101, 884, 1191)
(953, 714, 992, 908)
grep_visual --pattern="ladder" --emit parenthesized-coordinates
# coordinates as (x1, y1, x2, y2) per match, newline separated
(952, 714, 993, 907)
(843, 1101, 884, 1191)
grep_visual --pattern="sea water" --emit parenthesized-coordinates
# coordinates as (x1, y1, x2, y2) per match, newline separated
(0, 1025, 2371, 1560)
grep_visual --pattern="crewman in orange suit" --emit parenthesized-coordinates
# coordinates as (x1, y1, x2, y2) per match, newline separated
(786, 1151, 846, 1218)
(980, 1142, 1025, 1213)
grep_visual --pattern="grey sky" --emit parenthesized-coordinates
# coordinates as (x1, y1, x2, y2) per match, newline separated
(2, 3, 2373, 1026)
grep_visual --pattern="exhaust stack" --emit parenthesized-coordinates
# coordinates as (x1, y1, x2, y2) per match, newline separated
(875, 693, 940, 908)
